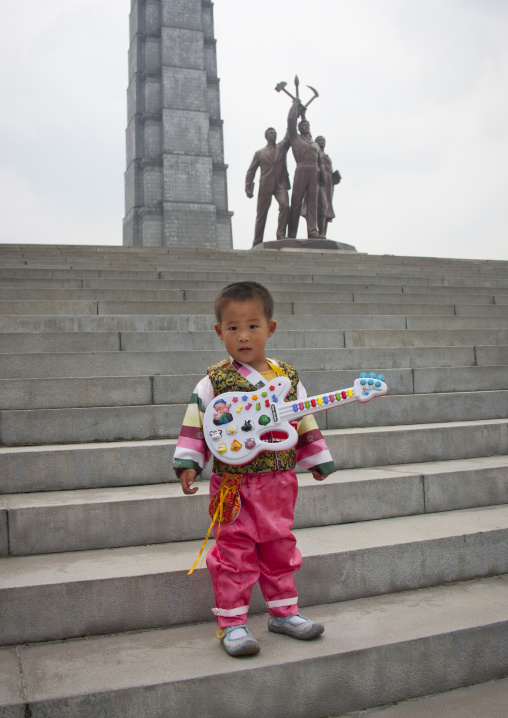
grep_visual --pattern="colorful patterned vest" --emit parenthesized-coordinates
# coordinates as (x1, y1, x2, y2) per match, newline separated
(207, 359, 299, 475)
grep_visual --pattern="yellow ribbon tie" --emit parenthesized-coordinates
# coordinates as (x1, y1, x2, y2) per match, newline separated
(187, 484, 233, 575)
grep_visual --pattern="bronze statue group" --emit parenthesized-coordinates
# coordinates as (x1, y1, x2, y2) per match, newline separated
(245, 96, 341, 246)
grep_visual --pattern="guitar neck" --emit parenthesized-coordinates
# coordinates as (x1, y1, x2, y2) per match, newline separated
(277, 386, 357, 422)
(276, 374, 387, 423)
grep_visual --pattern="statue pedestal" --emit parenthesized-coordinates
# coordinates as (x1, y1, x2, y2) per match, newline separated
(251, 238, 357, 252)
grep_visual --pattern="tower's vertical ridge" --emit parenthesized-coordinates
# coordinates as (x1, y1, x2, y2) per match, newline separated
(123, 0, 233, 248)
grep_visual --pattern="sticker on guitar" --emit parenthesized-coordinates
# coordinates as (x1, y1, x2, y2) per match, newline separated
(203, 372, 387, 466)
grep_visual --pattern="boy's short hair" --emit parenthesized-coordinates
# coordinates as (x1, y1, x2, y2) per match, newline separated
(214, 281, 275, 323)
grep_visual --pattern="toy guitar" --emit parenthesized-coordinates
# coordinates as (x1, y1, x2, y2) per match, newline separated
(204, 371, 387, 466)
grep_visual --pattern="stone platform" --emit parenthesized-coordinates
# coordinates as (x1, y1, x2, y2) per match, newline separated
(252, 237, 357, 251)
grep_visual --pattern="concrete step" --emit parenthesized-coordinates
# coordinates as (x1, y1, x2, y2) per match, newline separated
(0, 332, 122, 353)
(3, 276, 508, 299)
(90, 300, 504, 317)
(455, 304, 508, 317)
(0, 288, 183, 301)
(184, 288, 501, 305)
(343, 328, 508, 347)
(2, 328, 507, 354)
(0, 329, 346, 353)
(406, 315, 508, 329)
(0, 313, 409, 333)
(0, 577, 507, 718)
(0, 376, 154, 410)
(3, 366, 507, 411)
(0, 275, 508, 304)
(326, 389, 508, 430)
(2, 390, 507, 446)
(1, 312, 507, 334)
(1, 287, 503, 306)
(3, 264, 508, 287)
(1, 505, 507, 644)
(0, 300, 98, 316)
(0, 268, 163, 280)
(2, 457, 507, 557)
(2, 242, 506, 263)
(3, 345, 502, 379)
(1, 419, 507, 493)
(345, 677, 508, 718)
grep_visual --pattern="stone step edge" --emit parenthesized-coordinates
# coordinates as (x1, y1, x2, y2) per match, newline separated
(0, 417, 506, 457)
(1, 391, 508, 448)
(1, 419, 507, 494)
(1, 576, 507, 717)
(4, 455, 507, 508)
(2, 458, 508, 557)
(345, 678, 508, 718)
(2, 503, 507, 588)
(2, 371, 508, 413)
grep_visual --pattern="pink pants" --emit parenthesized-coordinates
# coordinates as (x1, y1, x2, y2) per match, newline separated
(206, 469, 302, 628)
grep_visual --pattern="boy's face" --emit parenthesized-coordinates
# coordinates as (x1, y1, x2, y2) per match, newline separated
(215, 298, 276, 372)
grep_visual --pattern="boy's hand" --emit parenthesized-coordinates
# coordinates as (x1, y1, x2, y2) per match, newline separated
(312, 469, 329, 482)
(180, 469, 198, 494)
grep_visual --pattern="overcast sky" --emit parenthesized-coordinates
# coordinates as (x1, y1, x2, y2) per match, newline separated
(1, 0, 507, 261)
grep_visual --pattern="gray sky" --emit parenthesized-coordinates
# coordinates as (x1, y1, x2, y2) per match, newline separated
(1, 0, 507, 261)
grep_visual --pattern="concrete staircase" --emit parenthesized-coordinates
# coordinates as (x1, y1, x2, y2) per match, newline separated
(0, 243, 507, 718)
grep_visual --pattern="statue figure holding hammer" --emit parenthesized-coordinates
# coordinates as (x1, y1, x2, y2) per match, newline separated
(286, 96, 325, 239)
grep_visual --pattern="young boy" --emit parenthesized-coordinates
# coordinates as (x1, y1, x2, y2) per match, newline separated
(174, 281, 336, 656)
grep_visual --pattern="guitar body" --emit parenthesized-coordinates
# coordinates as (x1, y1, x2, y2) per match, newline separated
(203, 372, 387, 466)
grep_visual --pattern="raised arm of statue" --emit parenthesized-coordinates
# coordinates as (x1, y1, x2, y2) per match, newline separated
(287, 98, 300, 142)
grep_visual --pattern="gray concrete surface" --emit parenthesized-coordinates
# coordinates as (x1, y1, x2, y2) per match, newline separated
(0, 376, 153, 411)
(345, 677, 508, 717)
(0, 346, 480, 379)
(1, 327, 507, 354)
(0, 577, 506, 718)
(1, 419, 507, 493)
(2, 459, 507, 557)
(0, 313, 408, 332)
(1, 468, 423, 555)
(1, 505, 507, 644)
(0, 300, 98, 315)
(2, 389, 507, 446)
(1, 244, 507, 715)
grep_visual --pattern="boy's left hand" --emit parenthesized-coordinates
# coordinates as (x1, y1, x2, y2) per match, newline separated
(312, 469, 329, 481)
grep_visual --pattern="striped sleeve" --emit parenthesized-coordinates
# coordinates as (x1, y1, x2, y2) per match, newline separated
(295, 380, 336, 476)
(173, 375, 214, 478)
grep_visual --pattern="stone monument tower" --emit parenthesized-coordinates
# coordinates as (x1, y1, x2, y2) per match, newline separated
(123, 0, 233, 248)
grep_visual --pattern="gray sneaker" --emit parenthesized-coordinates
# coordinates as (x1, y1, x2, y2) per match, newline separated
(267, 613, 324, 640)
(217, 624, 260, 657)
